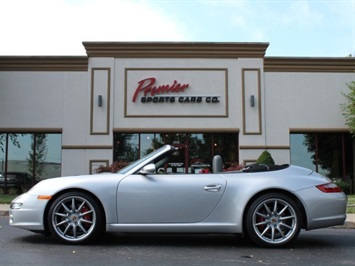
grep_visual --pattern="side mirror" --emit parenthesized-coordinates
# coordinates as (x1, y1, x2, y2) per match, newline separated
(139, 163, 156, 175)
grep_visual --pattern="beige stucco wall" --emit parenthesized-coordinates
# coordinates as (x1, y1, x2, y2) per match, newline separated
(1, 43, 354, 176)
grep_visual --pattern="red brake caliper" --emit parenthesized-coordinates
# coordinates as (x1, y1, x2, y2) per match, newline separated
(257, 211, 266, 231)
(81, 206, 92, 229)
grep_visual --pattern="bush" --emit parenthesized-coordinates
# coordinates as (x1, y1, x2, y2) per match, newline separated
(95, 161, 129, 173)
(332, 178, 351, 194)
(256, 151, 275, 165)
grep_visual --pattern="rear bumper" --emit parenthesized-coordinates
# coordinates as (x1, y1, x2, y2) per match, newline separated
(297, 187, 347, 230)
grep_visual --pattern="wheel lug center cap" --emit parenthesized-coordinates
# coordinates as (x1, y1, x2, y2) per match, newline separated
(269, 216, 279, 224)
(70, 214, 78, 222)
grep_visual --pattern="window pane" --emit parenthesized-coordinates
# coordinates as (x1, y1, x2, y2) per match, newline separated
(214, 133, 239, 163)
(189, 133, 212, 173)
(290, 134, 316, 172)
(42, 134, 62, 180)
(189, 133, 210, 161)
(290, 133, 353, 179)
(0, 134, 5, 174)
(314, 134, 341, 177)
(114, 133, 139, 162)
(140, 134, 155, 157)
(7, 134, 33, 187)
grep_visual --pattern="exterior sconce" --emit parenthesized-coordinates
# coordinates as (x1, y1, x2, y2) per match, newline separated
(98, 95, 103, 107)
(250, 95, 255, 107)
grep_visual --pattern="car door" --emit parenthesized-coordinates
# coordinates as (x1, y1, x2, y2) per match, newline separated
(117, 173, 226, 223)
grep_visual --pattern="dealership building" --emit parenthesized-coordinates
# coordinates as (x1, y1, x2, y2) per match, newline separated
(0, 42, 354, 192)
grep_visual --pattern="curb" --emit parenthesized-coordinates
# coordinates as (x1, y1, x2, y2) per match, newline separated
(0, 210, 9, 217)
(333, 221, 355, 229)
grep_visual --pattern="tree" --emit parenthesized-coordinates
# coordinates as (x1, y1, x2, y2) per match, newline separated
(303, 134, 339, 176)
(27, 134, 47, 179)
(341, 81, 355, 136)
(256, 151, 275, 165)
(0, 133, 23, 152)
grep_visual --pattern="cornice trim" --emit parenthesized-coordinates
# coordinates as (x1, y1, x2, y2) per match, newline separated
(83, 42, 270, 58)
(264, 57, 355, 73)
(0, 56, 88, 71)
(0, 128, 63, 133)
(289, 128, 350, 133)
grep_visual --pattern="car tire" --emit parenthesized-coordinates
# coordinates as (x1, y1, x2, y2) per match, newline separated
(47, 191, 103, 244)
(245, 192, 301, 248)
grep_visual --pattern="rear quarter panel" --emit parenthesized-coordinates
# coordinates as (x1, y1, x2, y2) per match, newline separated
(203, 166, 334, 232)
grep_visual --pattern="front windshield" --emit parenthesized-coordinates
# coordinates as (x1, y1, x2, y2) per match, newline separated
(117, 145, 171, 174)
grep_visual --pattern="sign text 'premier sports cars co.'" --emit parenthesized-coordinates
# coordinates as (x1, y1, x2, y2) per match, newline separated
(132, 77, 220, 104)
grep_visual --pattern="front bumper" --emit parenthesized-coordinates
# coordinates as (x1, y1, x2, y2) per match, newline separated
(9, 193, 49, 231)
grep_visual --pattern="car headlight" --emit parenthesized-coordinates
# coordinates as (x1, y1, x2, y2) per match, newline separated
(10, 202, 23, 209)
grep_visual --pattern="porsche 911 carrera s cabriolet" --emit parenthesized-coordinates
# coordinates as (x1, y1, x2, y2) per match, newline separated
(9, 145, 347, 248)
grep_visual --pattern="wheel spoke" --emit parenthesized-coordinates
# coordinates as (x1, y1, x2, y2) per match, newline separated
(255, 220, 268, 226)
(279, 222, 293, 230)
(263, 203, 272, 215)
(273, 200, 278, 213)
(54, 212, 67, 218)
(71, 198, 76, 212)
(55, 219, 69, 227)
(61, 202, 71, 213)
(62, 224, 71, 235)
(77, 201, 86, 212)
(276, 226, 285, 238)
(72, 224, 77, 238)
(256, 211, 267, 218)
(278, 205, 288, 216)
(260, 225, 270, 236)
(78, 223, 88, 233)
(270, 226, 275, 241)
(80, 209, 93, 217)
(280, 215, 295, 221)
(81, 218, 93, 225)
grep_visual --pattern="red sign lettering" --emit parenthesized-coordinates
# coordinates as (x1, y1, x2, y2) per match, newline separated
(132, 77, 189, 102)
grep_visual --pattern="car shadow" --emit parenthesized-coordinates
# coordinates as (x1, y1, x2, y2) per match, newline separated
(15, 230, 351, 249)
(18, 233, 254, 247)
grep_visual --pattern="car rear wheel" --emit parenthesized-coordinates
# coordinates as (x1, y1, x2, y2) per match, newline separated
(245, 193, 301, 248)
(48, 191, 103, 244)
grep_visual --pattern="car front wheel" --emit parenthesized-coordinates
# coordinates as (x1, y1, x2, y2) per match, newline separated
(48, 191, 103, 244)
(245, 193, 301, 248)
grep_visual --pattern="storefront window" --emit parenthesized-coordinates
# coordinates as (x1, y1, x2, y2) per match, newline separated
(0, 133, 62, 193)
(113, 132, 239, 173)
(44, 134, 62, 179)
(114, 133, 139, 162)
(290, 133, 353, 181)
(140, 134, 159, 157)
(0, 134, 5, 175)
(290, 134, 317, 172)
(7, 134, 32, 188)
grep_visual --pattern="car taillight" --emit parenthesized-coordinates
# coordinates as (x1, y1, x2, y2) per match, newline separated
(316, 183, 342, 193)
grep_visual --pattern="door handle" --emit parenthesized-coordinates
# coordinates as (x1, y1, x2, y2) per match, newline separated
(204, 184, 222, 192)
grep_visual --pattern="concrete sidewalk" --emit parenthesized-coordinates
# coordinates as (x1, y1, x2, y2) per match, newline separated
(1, 203, 354, 229)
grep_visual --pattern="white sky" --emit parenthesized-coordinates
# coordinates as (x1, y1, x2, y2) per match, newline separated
(0, 0, 354, 57)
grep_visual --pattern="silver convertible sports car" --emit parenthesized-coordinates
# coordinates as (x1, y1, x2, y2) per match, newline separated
(9, 145, 347, 248)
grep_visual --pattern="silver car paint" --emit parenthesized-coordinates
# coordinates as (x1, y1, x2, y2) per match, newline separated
(10, 145, 347, 236)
